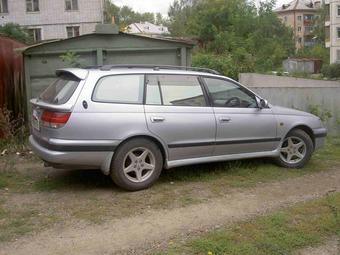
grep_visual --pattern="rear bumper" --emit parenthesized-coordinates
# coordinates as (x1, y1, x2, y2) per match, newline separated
(313, 128, 327, 150)
(29, 135, 117, 174)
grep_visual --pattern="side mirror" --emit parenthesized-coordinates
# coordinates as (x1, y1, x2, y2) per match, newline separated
(258, 98, 269, 109)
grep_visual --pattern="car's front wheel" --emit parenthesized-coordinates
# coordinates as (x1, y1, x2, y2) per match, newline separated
(110, 138, 163, 191)
(275, 129, 314, 168)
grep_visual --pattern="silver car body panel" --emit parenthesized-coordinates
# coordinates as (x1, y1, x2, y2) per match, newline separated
(29, 68, 327, 174)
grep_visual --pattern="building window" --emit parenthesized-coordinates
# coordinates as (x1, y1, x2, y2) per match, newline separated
(28, 28, 42, 42)
(337, 5, 340, 16)
(297, 15, 302, 21)
(26, 0, 39, 12)
(298, 26, 301, 32)
(337, 50, 340, 61)
(304, 14, 314, 20)
(65, 0, 78, 11)
(337, 27, 340, 38)
(0, 0, 8, 13)
(298, 37, 302, 44)
(66, 26, 80, 38)
(284, 16, 287, 22)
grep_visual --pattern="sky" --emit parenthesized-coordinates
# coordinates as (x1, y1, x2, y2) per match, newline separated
(113, 0, 289, 15)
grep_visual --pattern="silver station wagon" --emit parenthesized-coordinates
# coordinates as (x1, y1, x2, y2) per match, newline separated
(29, 65, 327, 191)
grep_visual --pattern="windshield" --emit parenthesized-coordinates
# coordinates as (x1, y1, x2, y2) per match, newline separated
(39, 74, 80, 105)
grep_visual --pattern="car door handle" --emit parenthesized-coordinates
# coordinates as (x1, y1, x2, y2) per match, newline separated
(219, 117, 231, 123)
(151, 116, 165, 123)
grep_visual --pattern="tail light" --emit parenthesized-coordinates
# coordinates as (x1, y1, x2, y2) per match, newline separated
(41, 110, 71, 129)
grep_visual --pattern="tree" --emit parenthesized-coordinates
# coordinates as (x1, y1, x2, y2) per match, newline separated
(104, 0, 120, 24)
(168, 0, 295, 76)
(0, 23, 31, 44)
(168, 0, 199, 36)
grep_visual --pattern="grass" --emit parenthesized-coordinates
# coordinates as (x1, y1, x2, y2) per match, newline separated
(160, 136, 340, 188)
(0, 137, 339, 243)
(158, 193, 340, 255)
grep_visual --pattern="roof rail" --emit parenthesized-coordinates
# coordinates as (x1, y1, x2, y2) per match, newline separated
(87, 64, 220, 75)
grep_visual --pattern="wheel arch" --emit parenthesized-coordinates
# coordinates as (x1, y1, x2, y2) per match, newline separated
(287, 125, 315, 149)
(115, 134, 168, 165)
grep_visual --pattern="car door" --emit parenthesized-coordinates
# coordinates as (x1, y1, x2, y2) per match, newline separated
(144, 74, 216, 161)
(202, 77, 279, 156)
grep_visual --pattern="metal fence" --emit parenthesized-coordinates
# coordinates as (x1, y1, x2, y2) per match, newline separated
(0, 36, 26, 115)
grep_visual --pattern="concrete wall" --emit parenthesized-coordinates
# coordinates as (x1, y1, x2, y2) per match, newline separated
(0, 0, 103, 40)
(240, 73, 340, 134)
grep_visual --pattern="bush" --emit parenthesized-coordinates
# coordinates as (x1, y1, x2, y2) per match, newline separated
(192, 52, 255, 80)
(321, 63, 340, 78)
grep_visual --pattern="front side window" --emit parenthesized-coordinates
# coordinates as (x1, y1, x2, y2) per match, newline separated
(65, 0, 78, 10)
(28, 28, 42, 42)
(66, 26, 80, 38)
(204, 78, 257, 108)
(0, 0, 8, 13)
(93, 75, 144, 104)
(26, 0, 39, 12)
(146, 75, 206, 107)
(39, 74, 80, 105)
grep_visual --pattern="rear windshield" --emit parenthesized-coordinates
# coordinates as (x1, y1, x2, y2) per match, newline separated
(39, 74, 80, 105)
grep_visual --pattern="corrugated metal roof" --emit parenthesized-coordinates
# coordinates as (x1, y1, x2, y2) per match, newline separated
(20, 31, 195, 53)
(126, 22, 170, 35)
(274, 0, 318, 12)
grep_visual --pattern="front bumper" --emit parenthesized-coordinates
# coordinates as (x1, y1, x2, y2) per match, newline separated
(29, 135, 117, 174)
(313, 128, 327, 150)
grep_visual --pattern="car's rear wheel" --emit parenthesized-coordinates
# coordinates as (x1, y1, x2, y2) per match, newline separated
(110, 138, 163, 191)
(275, 129, 313, 168)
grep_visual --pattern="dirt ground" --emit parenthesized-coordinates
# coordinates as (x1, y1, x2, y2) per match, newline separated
(294, 237, 340, 255)
(0, 164, 339, 255)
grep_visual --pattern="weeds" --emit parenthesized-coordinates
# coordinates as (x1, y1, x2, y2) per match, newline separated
(0, 107, 29, 154)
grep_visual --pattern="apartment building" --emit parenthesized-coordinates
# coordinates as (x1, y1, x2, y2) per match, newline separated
(0, 0, 104, 42)
(325, 0, 340, 63)
(275, 0, 321, 49)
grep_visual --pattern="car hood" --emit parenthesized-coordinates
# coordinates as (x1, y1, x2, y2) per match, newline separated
(271, 105, 315, 118)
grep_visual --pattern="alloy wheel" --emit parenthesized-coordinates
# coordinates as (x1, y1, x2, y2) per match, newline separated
(122, 147, 156, 183)
(279, 136, 307, 164)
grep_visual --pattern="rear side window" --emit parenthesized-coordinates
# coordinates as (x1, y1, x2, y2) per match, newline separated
(39, 74, 80, 105)
(146, 75, 206, 107)
(93, 75, 144, 104)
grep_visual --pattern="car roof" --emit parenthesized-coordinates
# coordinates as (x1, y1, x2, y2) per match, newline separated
(56, 66, 232, 82)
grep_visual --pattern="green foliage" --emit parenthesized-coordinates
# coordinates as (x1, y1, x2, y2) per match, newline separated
(321, 63, 340, 78)
(169, 0, 295, 77)
(295, 44, 330, 64)
(60, 51, 83, 68)
(0, 23, 31, 44)
(308, 104, 333, 122)
(192, 52, 254, 80)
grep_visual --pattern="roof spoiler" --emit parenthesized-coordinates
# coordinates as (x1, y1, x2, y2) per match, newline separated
(56, 68, 88, 80)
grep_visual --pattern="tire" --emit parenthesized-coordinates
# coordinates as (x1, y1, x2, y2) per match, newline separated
(110, 138, 163, 191)
(275, 129, 314, 168)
